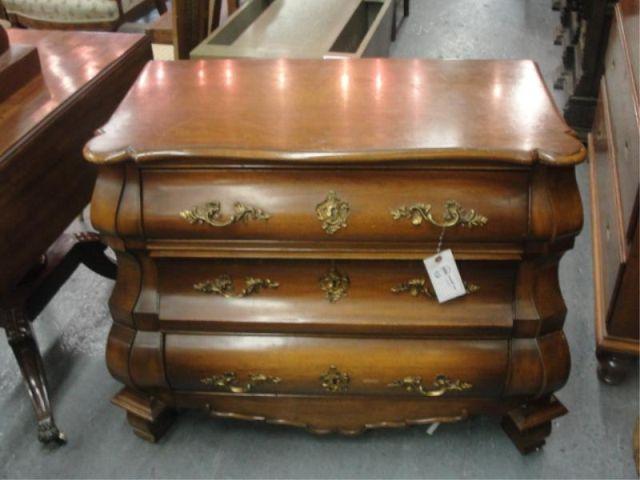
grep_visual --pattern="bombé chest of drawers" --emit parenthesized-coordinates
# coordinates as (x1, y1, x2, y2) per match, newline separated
(85, 59, 586, 454)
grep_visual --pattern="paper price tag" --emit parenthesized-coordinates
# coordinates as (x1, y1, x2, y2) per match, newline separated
(423, 249, 467, 303)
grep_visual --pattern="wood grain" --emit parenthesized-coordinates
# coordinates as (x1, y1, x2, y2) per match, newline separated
(89, 58, 581, 452)
(84, 59, 585, 166)
(0, 30, 151, 294)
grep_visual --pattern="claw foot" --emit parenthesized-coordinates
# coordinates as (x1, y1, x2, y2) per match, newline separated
(37, 419, 67, 445)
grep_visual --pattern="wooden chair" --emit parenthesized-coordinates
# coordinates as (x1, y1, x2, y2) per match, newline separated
(2, 0, 167, 31)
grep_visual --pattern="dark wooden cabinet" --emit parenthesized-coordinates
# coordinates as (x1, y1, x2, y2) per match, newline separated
(588, 0, 639, 384)
(553, 0, 618, 139)
(86, 59, 585, 454)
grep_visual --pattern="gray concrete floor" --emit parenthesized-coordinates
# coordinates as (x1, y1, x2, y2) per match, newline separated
(1, 1, 639, 478)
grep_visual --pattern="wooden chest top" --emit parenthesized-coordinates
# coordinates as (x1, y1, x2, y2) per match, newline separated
(85, 59, 585, 166)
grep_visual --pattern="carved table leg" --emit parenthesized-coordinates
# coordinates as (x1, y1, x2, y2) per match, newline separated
(501, 396, 567, 454)
(112, 387, 175, 442)
(3, 307, 66, 445)
(597, 352, 630, 385)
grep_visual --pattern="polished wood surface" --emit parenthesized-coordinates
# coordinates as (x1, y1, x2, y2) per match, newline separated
(2, 30, 149, 162)
(88, 59, 583, 453)
(147, 8, 173, 44)
(589, 0, 639, 385)
(165, 335, 510, 395)
(1, 29, 149, 293)
(0, 28, 150, 444)
(156, 259, 516, 336)
(141, 169, 529, 242)
(0, 25, 41, 102)
(85, 59, 585, 166)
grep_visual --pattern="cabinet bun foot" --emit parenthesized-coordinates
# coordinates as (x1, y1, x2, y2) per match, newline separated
(501, 396, 567, 455)
(112, 388, 175, 443)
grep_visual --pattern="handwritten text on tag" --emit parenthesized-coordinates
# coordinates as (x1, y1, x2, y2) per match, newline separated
(423, 249, 467, 303)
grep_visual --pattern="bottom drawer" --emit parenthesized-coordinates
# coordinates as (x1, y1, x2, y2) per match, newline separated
(165, 334, 508, 397)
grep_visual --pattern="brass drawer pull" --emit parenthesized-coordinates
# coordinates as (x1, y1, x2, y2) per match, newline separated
(316, 191, 350, 234)
(388, 375, 472, 397)
(320, 365, 350, 393)
(319, 267, 350, 303)
(180, 200, 270, 227)
(201, 372, 281, 393)
(391, 278, 479, 298)
(194, 274, 279, 298)
(391, 200, 487, 229)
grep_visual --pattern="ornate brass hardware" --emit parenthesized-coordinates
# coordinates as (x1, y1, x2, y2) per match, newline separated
(180, 200, 270, 227)
(320, 365, 350, 393)
(391, 200, 487, 229)
(316, 191, 350, 234)
(194, 274, 279, 298)
(391, 278, 479, 298)
(319, 267, 350, 303)
(388, 375, 472, 397)
(201, 372, 281, 393)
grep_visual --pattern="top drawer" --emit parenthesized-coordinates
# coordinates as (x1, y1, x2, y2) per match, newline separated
(141, 169, 529, 243)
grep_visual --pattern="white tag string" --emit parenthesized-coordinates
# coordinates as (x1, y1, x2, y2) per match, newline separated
(436, 227, 446, 254)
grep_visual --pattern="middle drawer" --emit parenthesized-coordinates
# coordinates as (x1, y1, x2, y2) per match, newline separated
(157, 259, 516, 337)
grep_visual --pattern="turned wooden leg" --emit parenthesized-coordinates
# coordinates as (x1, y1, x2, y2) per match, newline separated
(112, 387, 175, 442)
(501, 396, 567, 454)
(597, 352, 630, 385)
(3, 307, 66, 445)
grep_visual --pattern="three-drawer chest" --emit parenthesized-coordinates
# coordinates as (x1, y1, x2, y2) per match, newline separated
(85, 59, 586, 454)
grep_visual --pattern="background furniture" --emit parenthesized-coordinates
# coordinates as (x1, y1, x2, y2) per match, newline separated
(172, 0, 239, 58)
(588, 0, 639, 384)
(148, 1, 238, 48)
(552, 0, 618, 140)
(391, 0, 409, 41)
(2, 0, 166, 30)
(85, 58, 585, 454)
(146, 5, 173, 44)
(190, 0, 394, 59)
(0, 27, 150, 444)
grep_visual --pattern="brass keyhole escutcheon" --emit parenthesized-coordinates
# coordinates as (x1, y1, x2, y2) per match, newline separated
(316, 191, 350, 234)
(320, 365, 350, 393)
